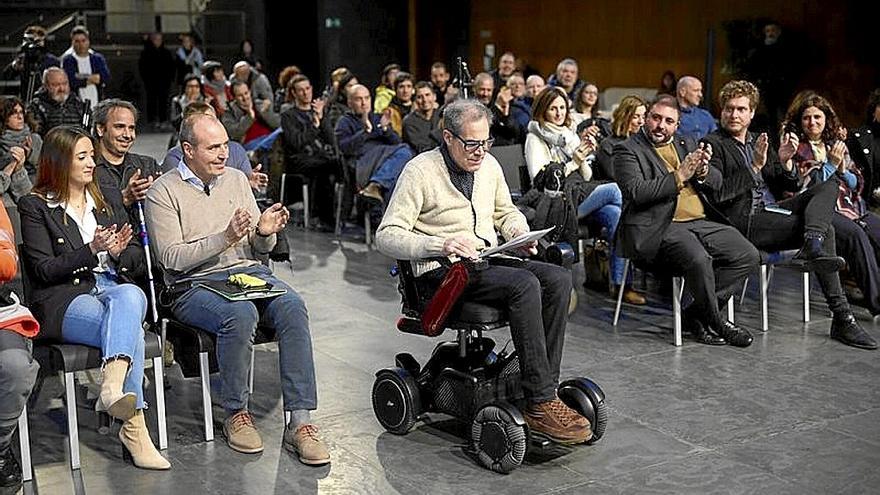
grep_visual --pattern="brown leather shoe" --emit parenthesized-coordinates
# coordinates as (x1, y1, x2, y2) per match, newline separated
(612, 285, 646, 305)
(358, 182, 384, 202)
(283, 424, 331, 466)
(223, 410, 263, 454)
(523, 398, 592, 445)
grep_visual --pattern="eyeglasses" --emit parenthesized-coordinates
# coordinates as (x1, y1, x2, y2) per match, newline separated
(449, 131, 494, 153)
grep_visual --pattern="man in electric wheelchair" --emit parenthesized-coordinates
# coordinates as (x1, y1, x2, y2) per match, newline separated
(375, 99, 594, 447)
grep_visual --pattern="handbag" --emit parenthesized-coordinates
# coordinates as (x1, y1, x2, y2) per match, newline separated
(421, 261, 470, 337)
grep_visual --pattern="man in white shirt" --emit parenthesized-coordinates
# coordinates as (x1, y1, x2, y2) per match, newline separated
(61, 26, 110, 110)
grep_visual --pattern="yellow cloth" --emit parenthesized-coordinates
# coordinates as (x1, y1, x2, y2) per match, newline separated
(655, 142, 705, 222)
(228, 273, 267, 289)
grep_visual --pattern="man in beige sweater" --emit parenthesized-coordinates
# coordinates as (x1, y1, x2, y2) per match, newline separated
(376, 99, 591, 445)
(145, 114, 329, 465)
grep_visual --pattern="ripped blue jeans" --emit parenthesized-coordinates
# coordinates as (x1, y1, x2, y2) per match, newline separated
(61, 273, 148, 408)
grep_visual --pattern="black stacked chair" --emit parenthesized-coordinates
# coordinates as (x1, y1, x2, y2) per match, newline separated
(17, 246, 167, 480)
(371, 260, 608, 474)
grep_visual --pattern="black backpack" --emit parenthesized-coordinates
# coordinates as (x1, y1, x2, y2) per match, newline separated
(517, 162, 580, 250)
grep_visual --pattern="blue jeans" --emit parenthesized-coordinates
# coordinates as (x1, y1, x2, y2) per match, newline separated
(62, 273, 148, 408)
(576, 183, 628, 285)
(171, 264, 317, 413)
(371, 145, 413, 195)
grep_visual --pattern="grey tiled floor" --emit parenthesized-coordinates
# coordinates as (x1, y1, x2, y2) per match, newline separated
(15, 133, 880, 494)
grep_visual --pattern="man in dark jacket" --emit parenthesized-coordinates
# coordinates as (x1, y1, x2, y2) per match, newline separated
(279, 75, 340, 227)
(26, 67, 88, 136)
(335, 84, 412, 202)
(138, 33, 177, 130)
(615, 95, 758, 347)
(847, 89, 880, 210)
(92, 99, 163, 224)
(703, 80, 876, 350)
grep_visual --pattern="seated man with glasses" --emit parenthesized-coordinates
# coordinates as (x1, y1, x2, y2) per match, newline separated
(376, 99, 592, 445)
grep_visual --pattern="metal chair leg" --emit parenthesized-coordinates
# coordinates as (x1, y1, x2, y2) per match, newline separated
(302, 182, 310, 230)
(280, 173, 288, 206)
(248, 347, 255, 394)
(152, 355, 168, 450)
(672, 276, 684, 347)
(612, 259, 630, 326)
(199, 351, 214, 442)
(760, 264, 769, 331)
(803, 272, 810, 322)
(64, 371, 81, 470)
(334, 182, 344, 236)
(364, 211, 372, 246)
(727, 296, 734, 323)
(18, 404, 32, 482)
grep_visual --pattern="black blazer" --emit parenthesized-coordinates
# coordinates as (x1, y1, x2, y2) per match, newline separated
(18, 188, 144, 342)
(701, 129, 800, 237)
(614, 131, 723, 262)
(847, 125, 880, 207)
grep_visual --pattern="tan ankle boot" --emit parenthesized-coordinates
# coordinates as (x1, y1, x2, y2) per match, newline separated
(119, 411, 171, 470)
(100, 359, 137, 421)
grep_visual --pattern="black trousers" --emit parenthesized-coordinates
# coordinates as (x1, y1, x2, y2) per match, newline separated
(418, 259, 572, 403)
(834, 212, 880, 315)
(747, 179, 849, 315)
(286, 154, 341, 225)
(657, 219, 759, 329)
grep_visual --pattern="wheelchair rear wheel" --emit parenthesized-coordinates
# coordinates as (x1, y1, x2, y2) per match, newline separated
(372, 368, 420, 435)
(470, 402, 527, 474)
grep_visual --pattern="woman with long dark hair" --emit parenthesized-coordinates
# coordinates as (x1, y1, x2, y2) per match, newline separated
(783, 91, 880, 316)
(18, 125, 170, 470)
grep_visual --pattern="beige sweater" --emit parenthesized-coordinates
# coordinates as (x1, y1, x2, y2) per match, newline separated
(145, 166, 276, 285)
(376, 148, 528, 275)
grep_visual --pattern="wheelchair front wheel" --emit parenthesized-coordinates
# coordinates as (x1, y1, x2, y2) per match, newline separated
(372, 368, 420, 435)
(557, 377, 608, 444)
(470, 401, 527, 474)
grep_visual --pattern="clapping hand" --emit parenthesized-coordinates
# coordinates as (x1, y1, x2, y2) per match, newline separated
(225, 208, 252, 245)
(753, 133, 769, 171)
(122, 169, 154, 206)
(778, 132, 799, 166)
(107, 223, 134, 258)
(829, 140, 847, 172)
(257, 203, 290, 235)
(248, 163, 269, 191)
(90, 224, 118, 255)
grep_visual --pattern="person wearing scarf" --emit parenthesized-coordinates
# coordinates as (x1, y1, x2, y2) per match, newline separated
(525, 87, 644, 305)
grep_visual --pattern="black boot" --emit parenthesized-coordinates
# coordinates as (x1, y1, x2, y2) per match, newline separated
(792, 231, 845, 274)
(683, 309, 726, 345)
(830, 312, 878, 350)
(712, 321, 754, 348)
(0, 446, 22, 490)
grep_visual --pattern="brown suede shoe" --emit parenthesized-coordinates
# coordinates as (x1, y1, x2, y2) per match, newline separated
(358, 182, 383, 202)
(523, 398, 592, 445)
(283, 424, 331, 466)
(223, 410, 263, 454)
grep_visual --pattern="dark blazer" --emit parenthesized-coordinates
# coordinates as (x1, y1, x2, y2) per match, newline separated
(614, 130, 723, 262)
(701, 129, 799, 236)
(18, 188, 144, 342)
(847, 125, 880, 207)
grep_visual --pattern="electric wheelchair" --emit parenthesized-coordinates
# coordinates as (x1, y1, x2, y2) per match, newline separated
(371, 260, 608, 474)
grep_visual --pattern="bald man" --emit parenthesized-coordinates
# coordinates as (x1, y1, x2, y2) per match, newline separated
(145, 113, 330, 464)
(334, 84, 413, 201)
(677, 76, 717, 141)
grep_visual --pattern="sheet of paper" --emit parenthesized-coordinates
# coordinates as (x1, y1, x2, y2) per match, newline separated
(479, 226, 555, 258)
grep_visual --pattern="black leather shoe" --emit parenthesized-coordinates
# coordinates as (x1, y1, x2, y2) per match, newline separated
(0, 447, 22, 490)
(714, 321, 753, 348)
(683, 312, 726, 345)
(830, 313, 878, 350)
